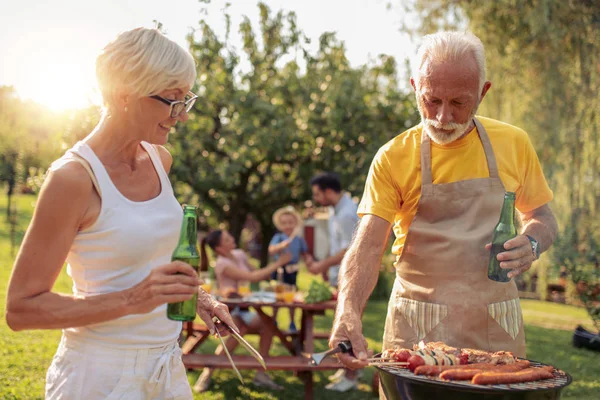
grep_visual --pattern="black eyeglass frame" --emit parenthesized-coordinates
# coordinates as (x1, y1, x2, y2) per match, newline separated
(150, 91, 198, 118)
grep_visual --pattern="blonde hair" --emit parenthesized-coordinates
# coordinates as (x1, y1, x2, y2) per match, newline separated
(413, 31, 486, 92)
(96, 27, 196, 111)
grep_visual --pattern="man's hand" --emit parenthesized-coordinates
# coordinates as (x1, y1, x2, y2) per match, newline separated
(304, 254, 313, 264)
(307, 260, 324, 274)
(485, 234, 535, 278)
(329, 310, 371, 370)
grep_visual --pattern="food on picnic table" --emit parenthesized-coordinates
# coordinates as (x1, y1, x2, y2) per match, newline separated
(380, 341, 556, 385)
(221, 287, 243, 299)
(304, 280, 334, 304)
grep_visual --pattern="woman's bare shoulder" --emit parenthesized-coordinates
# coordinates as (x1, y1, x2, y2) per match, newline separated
(47, 157, 95, 193)
(152, 144, 173, 172)
(39, 158, 97, 219)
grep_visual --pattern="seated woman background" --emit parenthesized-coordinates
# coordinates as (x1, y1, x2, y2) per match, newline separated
(193, 230, 292, 392)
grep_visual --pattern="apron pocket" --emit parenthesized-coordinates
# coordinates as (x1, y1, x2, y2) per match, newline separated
(395, 298, 448, 342)
(488, 298, 523, 340)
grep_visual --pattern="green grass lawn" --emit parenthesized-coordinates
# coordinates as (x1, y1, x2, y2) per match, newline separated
(1, 193, 598, 399)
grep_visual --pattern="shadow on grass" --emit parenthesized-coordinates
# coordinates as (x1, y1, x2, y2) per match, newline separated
(525, 325, 600, 400)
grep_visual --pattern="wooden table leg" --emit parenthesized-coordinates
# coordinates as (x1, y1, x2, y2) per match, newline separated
(302, 310, 315, 354)
(254, 306, 297, 355)
(299, 310, 316, 399)
(299, 371, 314, 400)
(181, 332, 209, 355)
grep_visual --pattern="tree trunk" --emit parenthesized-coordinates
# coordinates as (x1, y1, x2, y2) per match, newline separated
(259, 222, 276, 268)
(6, 174, 14, 221)
(229, 208, 247, 248)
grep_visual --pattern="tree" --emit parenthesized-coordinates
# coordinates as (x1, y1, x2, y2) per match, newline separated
(170, 2, 417, 265)
(0, 86, 25, 220)
(0, 86, 99, 220)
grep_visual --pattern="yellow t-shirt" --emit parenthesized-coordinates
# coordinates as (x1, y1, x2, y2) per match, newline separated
(357, 116, 553, 256)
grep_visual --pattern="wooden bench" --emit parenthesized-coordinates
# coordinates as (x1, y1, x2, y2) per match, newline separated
(281, 330, 330, 340)
(183, 353, 340, 399)
(183, 353, 340, 370)
(182, 323, 331, 355)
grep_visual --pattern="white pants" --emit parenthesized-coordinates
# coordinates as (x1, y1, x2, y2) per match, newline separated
(45, 335, 192, 400)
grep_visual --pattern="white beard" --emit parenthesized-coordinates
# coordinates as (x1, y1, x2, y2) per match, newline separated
(418, 99, 480, 145)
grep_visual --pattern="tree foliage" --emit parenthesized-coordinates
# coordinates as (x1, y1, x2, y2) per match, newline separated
(0, 87, 100, 213)
(171, 2, 417, 264)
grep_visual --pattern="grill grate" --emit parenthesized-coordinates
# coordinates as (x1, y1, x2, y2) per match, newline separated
(376, 359, 572, 392)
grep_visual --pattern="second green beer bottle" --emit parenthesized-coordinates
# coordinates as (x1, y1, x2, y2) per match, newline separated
(488, 192, 517, 283)
(167, 205, 200, 321)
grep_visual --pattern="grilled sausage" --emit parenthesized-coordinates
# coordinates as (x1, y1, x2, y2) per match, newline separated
(471, 366, 554, 385)
(440, 361, 531, 380)
(414, 363, 498, 376)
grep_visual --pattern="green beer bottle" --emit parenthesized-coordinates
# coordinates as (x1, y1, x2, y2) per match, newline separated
(488, 192, 517, 282)
(167, 205, 200, 321)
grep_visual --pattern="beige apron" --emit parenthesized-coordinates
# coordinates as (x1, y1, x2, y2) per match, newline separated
(382, 118, 526, 358)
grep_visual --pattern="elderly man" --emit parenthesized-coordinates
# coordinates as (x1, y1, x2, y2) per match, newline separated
(329, 31, 558, 394)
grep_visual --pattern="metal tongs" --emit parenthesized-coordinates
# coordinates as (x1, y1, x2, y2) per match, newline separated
(212, 316, 267, 384)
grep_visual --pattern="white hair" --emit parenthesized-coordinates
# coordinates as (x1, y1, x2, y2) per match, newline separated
(96, 27, 196, 110)
(413, 31, 486, 92)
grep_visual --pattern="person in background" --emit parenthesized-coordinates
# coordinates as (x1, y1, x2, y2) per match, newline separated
(5, 27, 237, 400)
(193, 230, 292, 392)
(268, 205, 313, 332)
(307, 172, 360, 392)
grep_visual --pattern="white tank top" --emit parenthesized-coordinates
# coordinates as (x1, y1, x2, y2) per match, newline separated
(56, 141, 183, 348)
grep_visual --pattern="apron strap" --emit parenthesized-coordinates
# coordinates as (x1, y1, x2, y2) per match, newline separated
(472, 118, 500, 179)
(420, 117, 501, 192)
(420, 128, 434, 191)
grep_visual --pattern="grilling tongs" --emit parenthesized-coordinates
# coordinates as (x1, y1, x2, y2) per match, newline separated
(212, 316, 267, 384)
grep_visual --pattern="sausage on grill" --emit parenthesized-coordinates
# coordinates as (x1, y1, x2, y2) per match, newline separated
(440, 361, 531, 380)
(471, 366, 554, 385)
(415, 363, 500, 376)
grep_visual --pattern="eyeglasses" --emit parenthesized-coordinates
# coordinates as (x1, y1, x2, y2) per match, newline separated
(150, 91, 198, 118)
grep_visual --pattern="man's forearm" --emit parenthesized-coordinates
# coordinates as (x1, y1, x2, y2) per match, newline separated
(336, 245, 381, 316)
(521, 204, 558, 254)
(336, 215, 391, 316)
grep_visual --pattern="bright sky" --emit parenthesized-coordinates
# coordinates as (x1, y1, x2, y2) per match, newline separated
(0, 0, 416, 110)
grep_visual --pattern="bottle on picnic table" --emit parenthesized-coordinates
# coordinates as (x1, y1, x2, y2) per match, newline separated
(167, 205, 200, 321)
(488, 192, 517, 283)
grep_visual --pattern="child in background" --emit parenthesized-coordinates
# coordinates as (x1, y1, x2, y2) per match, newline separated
(269, 206, 313, 332)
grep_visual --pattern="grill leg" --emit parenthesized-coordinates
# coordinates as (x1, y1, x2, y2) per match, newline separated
(378, 379, 388, 400)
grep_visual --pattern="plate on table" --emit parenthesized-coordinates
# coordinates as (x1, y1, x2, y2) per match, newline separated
(215, 294, 245, 303)
(243, 291, 276, 303)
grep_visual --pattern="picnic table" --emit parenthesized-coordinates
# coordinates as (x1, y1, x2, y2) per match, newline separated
(181, 298, 339, 400)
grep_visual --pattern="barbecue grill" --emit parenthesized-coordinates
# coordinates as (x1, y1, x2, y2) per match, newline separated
(376, 358, 572, 400)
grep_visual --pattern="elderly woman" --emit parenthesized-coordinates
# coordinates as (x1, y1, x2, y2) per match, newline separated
(5, 27, 237, 399)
